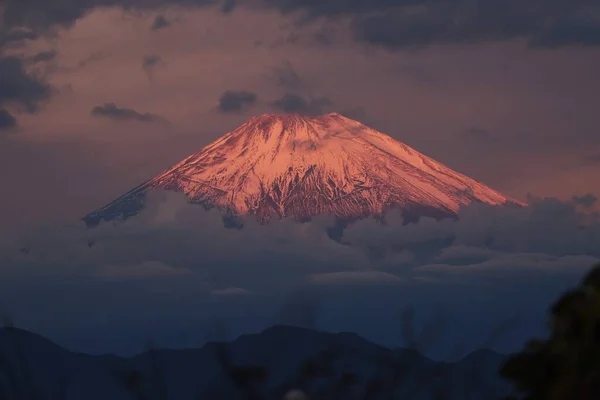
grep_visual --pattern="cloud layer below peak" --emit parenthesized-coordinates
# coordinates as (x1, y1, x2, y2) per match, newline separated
(0, 190, 598, 357)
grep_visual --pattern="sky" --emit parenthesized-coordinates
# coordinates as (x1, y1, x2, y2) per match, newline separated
(1, 0, 600, 357)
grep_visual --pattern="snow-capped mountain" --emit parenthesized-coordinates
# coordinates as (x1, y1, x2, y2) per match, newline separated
(85, 113, 523, 226)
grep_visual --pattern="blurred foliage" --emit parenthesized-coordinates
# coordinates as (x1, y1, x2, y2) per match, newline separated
(500, 262, 600, 400)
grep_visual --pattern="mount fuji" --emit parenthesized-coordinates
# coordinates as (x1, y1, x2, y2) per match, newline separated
(84, 113, 524, 226)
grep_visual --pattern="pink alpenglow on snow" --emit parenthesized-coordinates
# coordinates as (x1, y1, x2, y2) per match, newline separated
(85, 113, 525, 225)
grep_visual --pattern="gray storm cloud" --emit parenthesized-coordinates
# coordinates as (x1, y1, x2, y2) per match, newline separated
(3, 1, 599, 49)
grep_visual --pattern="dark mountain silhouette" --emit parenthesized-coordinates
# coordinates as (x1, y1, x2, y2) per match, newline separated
(0, 324, 510, 399)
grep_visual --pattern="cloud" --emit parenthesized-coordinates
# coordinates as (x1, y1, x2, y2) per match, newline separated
(142, 54, 162, 70)
(434, 245, 498, 265)
(1, 190, 599, 355)
(264, 62, 338, 116)
(96, 261, 195, 280)
(0, 108, 17, 132)
(423, 253, 598, 275)
(142, 54, 163, 82)
(150, 14, 170, 31)
(217, 90, 258, 113)
(90, 103, 168, 123)
(29, 50, 57, 64)
(246, 0, 600, 49)
(269, 93, 333, 115)
(212, 287, 253, 296)
(0, 0, 217, 33)
(267, 61, 307, 91)
(264, 62, 372, 120)
(0, 55, 52, 115)
(3, 0, 599, 52)
(309, 270, 404, 286)
(0, 29, 38, 48)
(221, 0, 237, 14)
(0, 49, 52, 129)
(573, 193, 598, 208)
(347, 197, 600, 259)
(530, 16, 600, 47)
(75, 50, 110, 69)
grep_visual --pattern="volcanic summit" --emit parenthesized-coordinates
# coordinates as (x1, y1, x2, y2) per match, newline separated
(84, 113, 523, 226)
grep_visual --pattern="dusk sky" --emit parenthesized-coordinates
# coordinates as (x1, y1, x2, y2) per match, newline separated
(1, 0, 600, 357)
(1, 0, 599, 233)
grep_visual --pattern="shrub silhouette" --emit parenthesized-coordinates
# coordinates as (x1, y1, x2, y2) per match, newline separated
(500, 262, 600, 400)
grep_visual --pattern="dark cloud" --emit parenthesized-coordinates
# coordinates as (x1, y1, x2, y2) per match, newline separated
(244, 0, 600, 49)
(0, 108, 17, 131)
(261, 23, 340, 49)
(572, 193, 598, 208)
(217, 90, 258, 113)
(150, 14, 170, 31)
(3, 29, 38, 42)
(0, 28, 38, 49)
(0, 56, 52, 111)
(311, 23, 338, 46)
(76, 51, 110, 69)
(263, 63, 373, 120)
(142, 54, 162, 70)
(30, 50, 57, 63)
(51, 50, 110, 74)
(270, 92, 333, 115)
(222, 0, 237, 13)
(0, 27, 52, 129)
(0, 0, 217, 33)
(2, 0, 598, 50)
(530, 16, 600, 47)
(2, 0, 596, 56)
(90, 103, 167, 123)
(142, 54, 163, 82)
(350, 1, 600, 49)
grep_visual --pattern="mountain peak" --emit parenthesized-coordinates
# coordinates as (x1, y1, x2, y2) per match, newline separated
(85, 114, 524, 226)
(253, 111, 346, 121)
(240, 112, 363, 144)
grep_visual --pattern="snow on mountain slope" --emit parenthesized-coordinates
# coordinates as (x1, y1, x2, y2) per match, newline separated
(84, 113, 524, 226)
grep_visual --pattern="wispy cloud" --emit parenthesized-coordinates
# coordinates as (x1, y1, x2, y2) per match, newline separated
(91, 103, 168, 123)
(150, 14, 171, 31)
(217, 90, 258, 113)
